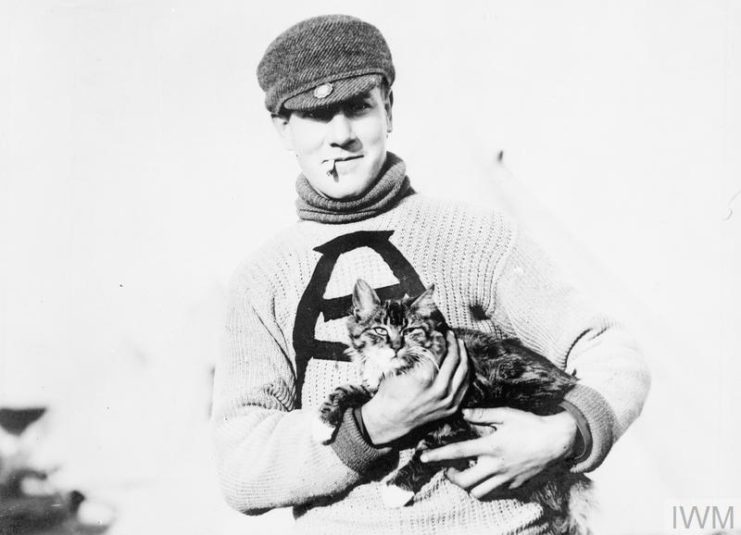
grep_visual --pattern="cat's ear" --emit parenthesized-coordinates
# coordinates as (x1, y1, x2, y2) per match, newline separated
(352, 279, 380, 320)
(410, 285, 437, 316)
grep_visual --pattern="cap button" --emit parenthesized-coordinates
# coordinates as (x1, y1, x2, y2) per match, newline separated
(313, 83, 333, 99)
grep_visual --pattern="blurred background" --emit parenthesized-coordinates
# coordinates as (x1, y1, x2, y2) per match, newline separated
(1, 0, 739, 533)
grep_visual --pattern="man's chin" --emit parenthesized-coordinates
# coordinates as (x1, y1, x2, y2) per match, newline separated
(321, 177, 378, 201)
(323, 189, 365, 201)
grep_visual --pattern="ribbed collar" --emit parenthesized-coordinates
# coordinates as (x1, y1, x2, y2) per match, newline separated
(295, 152, 414, 224)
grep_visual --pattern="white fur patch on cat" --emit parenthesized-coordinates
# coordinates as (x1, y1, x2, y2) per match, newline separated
(312, 418, 337, 444)
(361, 346, 397, 389)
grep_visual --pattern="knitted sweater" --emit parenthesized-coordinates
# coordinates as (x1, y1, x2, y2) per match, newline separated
(212, 191, 650, 534)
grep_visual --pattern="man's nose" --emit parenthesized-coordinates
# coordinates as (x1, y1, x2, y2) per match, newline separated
(327, 112, 355, 146)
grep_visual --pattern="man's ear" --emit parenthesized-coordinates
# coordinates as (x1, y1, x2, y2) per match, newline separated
(385, 91, 394, 134)
(271, 113, 294, 151)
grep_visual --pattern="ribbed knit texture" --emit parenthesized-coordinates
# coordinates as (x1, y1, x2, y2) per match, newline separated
(212, 194, 650, 534)
(295, 152, 413, 224)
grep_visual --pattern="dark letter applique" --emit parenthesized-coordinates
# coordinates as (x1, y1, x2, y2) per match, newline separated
(292, 231, 424, 405)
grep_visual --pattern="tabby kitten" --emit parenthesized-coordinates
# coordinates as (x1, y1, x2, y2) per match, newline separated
(314, 279, 592, 535)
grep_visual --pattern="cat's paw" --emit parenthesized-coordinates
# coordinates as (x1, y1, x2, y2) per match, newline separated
(311, 418, 337, 444)
(381, 484, 414, 508)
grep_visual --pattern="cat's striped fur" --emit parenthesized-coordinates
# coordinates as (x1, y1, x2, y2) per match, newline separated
(315, 279, 593, 535)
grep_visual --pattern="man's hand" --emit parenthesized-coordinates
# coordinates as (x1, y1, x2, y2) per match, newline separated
(361, 331, 469, 446)
(419, 407, 577, 499)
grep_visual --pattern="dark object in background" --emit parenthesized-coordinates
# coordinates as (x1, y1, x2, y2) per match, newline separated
(0, 407, 111, 535)
(0, 472, 83, 535)
(0, 408, 47, 436)
(0, 471, 109, 535)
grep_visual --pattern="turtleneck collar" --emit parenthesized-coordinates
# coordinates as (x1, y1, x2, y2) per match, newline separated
(295, 152, 414, 224)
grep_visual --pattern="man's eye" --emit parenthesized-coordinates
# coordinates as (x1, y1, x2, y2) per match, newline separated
(348, 101, 371, 115)
(373, 327, 388, 336)
(300, 109, 332, 121)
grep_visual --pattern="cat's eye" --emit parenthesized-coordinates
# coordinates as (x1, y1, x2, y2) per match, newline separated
(404, 327, 426, 339)
(373, 327, 388, 336)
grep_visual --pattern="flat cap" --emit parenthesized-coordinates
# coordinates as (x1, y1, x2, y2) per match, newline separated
(257, 15, 395, 114)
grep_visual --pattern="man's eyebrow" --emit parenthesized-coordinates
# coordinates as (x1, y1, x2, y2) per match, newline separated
(294, 107, 333, 120)
(349, 91, 374, 102)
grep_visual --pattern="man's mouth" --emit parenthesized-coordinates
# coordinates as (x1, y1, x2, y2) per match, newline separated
(322, 155, 363, 179)
(333, 154, 362, 163)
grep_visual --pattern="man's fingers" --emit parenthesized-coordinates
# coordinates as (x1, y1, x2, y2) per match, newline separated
(440, 338, 468, 406)
(436, 333, 468, 404)
(420, 436, 492, 463)
(444, 462, 500, 491)
(462, 407, 520, 425)
(437, 330, 460, 379)
(470, 474, 512, 500)
(451, 339, 469, 389)
(509, 467, 541, 490)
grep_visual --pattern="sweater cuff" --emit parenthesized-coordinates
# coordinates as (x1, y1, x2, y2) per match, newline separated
(330, 408, 392, 474)
(558, 399, 592, 464)
(561, 383, 617, 473)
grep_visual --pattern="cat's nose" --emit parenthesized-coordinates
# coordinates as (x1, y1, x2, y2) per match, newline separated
(390, 338, 403, 350)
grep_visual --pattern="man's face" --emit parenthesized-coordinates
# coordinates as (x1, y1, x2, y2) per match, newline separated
(273, 87, 392, 200)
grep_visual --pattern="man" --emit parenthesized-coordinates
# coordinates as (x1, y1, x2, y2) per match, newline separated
(212, 14, 649, 534)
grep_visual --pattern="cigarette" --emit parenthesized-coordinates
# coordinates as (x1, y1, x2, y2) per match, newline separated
(322, 160, 337, 179)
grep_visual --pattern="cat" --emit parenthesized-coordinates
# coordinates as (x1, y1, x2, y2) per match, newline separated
(313, 279, 593, 535)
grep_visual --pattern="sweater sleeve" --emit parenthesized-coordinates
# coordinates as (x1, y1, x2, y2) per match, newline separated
(211, 272, 389, 514)
(487, 225, 651, 473)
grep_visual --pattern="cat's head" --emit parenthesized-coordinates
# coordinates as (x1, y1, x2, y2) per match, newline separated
(346, 279, 449, 384)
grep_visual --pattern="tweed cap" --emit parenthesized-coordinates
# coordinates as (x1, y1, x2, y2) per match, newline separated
(257, 15, 395, 114)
